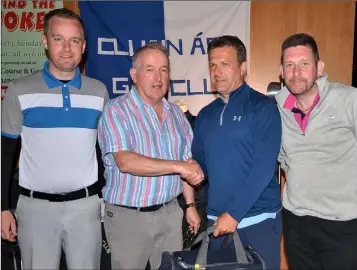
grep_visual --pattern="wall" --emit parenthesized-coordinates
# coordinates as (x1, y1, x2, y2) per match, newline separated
(250, 1, 355, 93)
(63, 1, 79, 14)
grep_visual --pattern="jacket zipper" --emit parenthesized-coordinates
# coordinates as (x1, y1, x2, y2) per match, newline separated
(220, 103, 228, 126)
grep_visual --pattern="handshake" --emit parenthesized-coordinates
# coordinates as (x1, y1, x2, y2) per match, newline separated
(177, 158, 204, 186)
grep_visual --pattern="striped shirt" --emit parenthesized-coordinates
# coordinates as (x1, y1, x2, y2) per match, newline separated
(98, 87, 193, 207)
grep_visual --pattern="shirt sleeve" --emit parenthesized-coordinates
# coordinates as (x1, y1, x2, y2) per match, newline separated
(97, 101, 135, 166)
(191, 111, 207, 177)
(1, 136, 19, 211)
(278, 145, 287, 172)
(103, 88, 110, 106)
(181, 113, 193, 161)
(347, 88, 357, 139)
(1, 82, 23, 138)
(1, 83, 22, 211)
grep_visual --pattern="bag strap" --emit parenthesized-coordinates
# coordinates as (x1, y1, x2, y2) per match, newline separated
(194, 226, 248, 267)
(183, 227, 212, 251)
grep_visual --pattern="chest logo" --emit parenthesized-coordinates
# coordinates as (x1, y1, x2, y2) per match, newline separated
(233, 116, 242, 121)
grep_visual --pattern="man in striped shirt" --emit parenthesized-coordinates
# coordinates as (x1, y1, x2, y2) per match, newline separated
(98, 42, 204, 270)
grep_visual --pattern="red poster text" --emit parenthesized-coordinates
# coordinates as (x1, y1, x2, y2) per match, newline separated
(1, 0, 56, 32)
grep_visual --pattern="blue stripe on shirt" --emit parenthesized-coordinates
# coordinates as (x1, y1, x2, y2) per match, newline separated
(23, 107, 101, 129)
(207, 210, 279, 229)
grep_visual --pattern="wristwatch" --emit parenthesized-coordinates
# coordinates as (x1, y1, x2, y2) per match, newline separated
(185, 202, 196, 209)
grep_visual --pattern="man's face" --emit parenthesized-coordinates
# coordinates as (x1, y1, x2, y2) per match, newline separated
(42, 17, 86, 75)
(208, 46, 246, 98)
(280, 45, 324, 96)
(130, 49, 170, 104)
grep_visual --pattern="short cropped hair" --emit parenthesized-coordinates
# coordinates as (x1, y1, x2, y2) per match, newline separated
(44, 8, 84, 35)
(207, 35, 247, 64)
(281, 33, 320, 64)
(132, 42, 170, 69)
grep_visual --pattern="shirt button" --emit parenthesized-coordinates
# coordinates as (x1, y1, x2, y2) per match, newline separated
(64, 96, 68, 99)
(65, 108, 69, 111)
(63, 84, 67, 87)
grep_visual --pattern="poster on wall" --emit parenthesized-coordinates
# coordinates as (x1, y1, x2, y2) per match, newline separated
(1, 0, 63, 99)
(79, 1, 250, 115)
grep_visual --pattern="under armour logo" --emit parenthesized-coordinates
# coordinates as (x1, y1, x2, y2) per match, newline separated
(233, 116, 241, 121)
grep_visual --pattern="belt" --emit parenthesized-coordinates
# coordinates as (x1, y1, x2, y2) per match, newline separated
(20, 182, 100, 202)
(118, 200, 172, 212)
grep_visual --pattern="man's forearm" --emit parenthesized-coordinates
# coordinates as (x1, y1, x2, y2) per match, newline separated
(182, 181, 195, 204)
(114, 151, 182, 177)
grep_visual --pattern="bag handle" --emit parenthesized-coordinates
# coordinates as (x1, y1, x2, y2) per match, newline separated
(194, 226, 248, 267)
(183, 228, 210, 251)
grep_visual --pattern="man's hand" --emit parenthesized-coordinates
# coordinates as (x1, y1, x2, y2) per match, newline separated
(213, 212, 238, 237)
(186, 206, 201, 235)
(178, 158, 204, 186)
(1, 210, 17, 242)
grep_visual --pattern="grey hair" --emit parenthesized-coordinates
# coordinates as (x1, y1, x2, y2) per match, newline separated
(132, 42, 170, 69)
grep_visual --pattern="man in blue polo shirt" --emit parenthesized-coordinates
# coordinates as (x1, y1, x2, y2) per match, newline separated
(192, 35, 282, 269)
(1, 8, 108, 269)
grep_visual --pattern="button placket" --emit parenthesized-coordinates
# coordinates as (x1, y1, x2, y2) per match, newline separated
(62, 84, 71, 111)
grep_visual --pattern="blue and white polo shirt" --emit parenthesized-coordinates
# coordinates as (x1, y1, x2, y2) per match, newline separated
(1, 61, 108, 193)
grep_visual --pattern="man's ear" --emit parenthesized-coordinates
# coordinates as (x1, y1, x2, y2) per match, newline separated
(317, 60, 325, 77)
(129, 68, 137, 84)
(240, 61, 247, 76)
(82, 40, 86, 54)
(41, 34, 48, 50)
(280, 65, 284, 80)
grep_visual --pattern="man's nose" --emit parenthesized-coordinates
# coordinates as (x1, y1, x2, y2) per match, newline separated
(155, 70, 162, 81)
(63, 41, 71, 51)
(293, 65, 301, 77)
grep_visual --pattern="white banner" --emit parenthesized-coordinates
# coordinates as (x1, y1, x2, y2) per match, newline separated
(165, 1, 250, 115)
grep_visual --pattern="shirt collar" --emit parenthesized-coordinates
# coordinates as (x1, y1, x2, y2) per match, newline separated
(41, 60, 82, 89)
(130, 86, 171, 111)
(276, 73, 328, 107)
(283, 91, 320, 110)
(217, 81, 247, 103)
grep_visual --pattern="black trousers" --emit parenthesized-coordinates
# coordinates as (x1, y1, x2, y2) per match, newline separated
(282, 208, 357, 270)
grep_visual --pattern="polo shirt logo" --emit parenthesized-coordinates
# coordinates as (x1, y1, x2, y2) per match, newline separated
(233, 116, 242, 121)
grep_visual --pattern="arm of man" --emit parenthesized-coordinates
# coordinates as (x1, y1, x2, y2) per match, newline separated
(114, 150, 201, 181)
(278, 145, 287, 172)
(1, 137, 19, 241)
(1, 82, 23, 241)
(347, 88, 357, 139)
(182, 181, 201, 234)
(191, 111, 207, 177)
(214, 101, 282, 236)
(95, 86, 112, 190)
(96, 141, 106, 190)
(180, 108, 201, 234)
